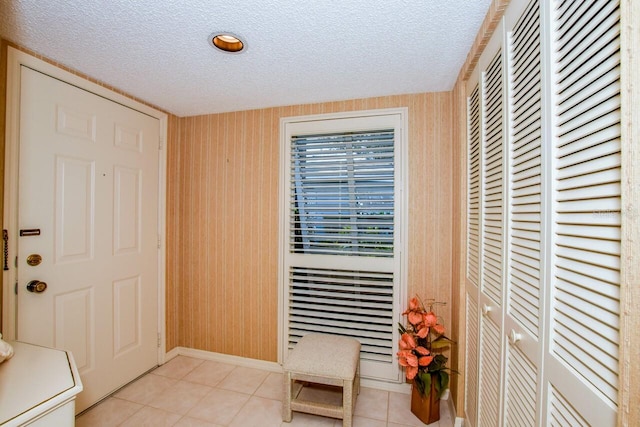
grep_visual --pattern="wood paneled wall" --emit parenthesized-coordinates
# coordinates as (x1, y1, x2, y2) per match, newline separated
(165, 93, 455, 362)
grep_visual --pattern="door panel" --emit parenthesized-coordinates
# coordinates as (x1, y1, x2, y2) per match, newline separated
(54, 287, 93, 372)
(477, 25, 505, 427)
(56, 156, 94, 263)
(464, 69, 481, 427)
(114, 167, 142, 254)
(504, 0, 544, 425)
(17, 66, 160, 412)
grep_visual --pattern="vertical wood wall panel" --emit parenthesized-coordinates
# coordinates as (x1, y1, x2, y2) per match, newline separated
(165, 93, 454, 361)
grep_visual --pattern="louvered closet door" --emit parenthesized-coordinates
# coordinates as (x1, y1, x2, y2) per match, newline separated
(464, 74, 481, 427)
(463, 0, 622, 425)
(477, 28, 505, 427)
(464, 23, 507, 427)
(544, 0, 621, 425)
(503, 0, 544, 425)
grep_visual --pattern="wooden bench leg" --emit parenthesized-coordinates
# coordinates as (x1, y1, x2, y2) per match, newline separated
(356, 359, 360, 395)
(342, 378, 353, 427)
(283, 371, 292, 422)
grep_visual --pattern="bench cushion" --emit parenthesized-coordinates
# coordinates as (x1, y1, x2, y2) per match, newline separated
(284, 334, 360, 380)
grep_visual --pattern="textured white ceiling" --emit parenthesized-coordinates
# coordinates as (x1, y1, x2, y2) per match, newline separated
(0, 0, 491, 117)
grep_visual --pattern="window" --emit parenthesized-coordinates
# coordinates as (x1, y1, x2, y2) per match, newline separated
(290, 130, 395, 257)
(280, 109, 407, 383)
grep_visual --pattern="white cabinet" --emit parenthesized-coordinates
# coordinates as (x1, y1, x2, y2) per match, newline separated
(0, 341, 83, 426)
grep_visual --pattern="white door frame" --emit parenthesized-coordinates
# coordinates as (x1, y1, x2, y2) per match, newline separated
(2, 47, 168, 364)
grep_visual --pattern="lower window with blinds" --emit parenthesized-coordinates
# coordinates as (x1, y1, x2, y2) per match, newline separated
(288, 267, 394, 363)
(280, 110, 407, 383)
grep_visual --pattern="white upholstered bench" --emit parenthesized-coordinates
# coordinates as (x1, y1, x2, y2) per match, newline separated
(282, 334, 361, 426)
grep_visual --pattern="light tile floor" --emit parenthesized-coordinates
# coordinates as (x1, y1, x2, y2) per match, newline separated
(76, 356, 454, 427)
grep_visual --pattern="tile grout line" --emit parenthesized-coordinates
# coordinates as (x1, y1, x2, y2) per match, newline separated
(167, 358, 235, 426)
(121, 357, 211, 426)
(78, 355, 427, 427)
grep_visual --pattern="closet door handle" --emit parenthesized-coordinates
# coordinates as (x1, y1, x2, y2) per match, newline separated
(509, 329, 522, 345)
(482, 304, 492, 316)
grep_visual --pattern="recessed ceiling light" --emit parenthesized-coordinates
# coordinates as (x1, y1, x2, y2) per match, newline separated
(209, 32, 245, 53)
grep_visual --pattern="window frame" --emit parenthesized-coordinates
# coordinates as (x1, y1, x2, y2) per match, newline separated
(277, 108, 409, 385)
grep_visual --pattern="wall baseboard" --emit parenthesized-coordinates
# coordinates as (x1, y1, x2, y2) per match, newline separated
(164, 347, 180, 362)
(445, 393, 464, 427)
(360, 378, 411, 394)
(163, 347, 414, 395)
(165, 346, 282, 372)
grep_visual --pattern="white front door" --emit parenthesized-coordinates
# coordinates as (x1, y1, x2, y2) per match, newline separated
(16, 66, 160, 412)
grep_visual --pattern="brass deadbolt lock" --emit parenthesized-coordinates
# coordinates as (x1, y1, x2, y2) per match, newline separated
(26, 254, 42, 266)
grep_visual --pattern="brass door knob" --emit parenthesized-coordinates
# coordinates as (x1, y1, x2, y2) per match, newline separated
(26, 280, 47, 293)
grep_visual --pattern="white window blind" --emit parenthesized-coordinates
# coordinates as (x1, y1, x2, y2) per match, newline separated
(281, 110, 406, 384)
(290, 130, 394, 257)
(287, 267, 394, 363)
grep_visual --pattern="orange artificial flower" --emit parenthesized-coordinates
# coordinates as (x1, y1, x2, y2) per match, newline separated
(408, 311, 423, 326)
(415, 346, 430, 356)
(433, 323, 446, 335)
(418, 355, 434, 367)
(416, 325, 429, 338)
(397, 349, 419, 380)
(423, 311, 437, 327)
(403, 297, 425, 326)
(405, 366, 418, 380)
(406, 297, 420, 311)
(397, 349, 412, 361)
(399, 333, 417, 350)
